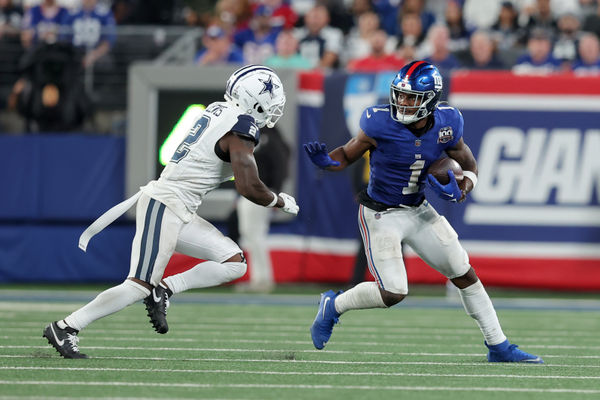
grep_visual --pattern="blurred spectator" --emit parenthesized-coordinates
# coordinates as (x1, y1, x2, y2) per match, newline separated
(490, 1, 524, 50)
(21, 0, 69, 49)
(572, 32, 600, 75)
(423, 24, 459, 101)
(372, 0, 400, 36)
(552, 12, 582, 67)
(195, 25, 243, 65)
(343, 11, 396, 64)
(423, 24, 460, 71)
(582, 1, 600, 38)
(62, 0, 116, 69)
(520, 0, 557, 41)
(350, 0, 373, 18)
(400, 0, 435, 34)
(347, 29, 404, 72)
(0, 0, 22, 40)
(445, 0, 474, 52)
(513, 28, 560, 74)
(463, 30, 506, 69)
(396, 12, 425, 61)
(263, 0, 298, 30)
(463, 0, 502, 29)
(520, 0, 580, 18)
(8, 42, 91, 131)
(217, 0, 252, 34)
(234, 5, 279, 64)
(294, 5, 343, 68)
(265, 29, 312, 69)
(319, 0, 354, 33)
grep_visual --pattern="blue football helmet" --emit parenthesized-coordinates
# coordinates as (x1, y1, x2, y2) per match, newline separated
(390, 61, 443, 124)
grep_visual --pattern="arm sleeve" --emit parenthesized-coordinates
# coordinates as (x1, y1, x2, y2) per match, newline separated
(231, 114, 260, 145)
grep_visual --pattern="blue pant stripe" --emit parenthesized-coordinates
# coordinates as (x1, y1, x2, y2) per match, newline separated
(144, 203, 166, 283)
(134, 199, 156, 280)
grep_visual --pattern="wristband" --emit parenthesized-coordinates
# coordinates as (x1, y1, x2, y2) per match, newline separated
(463, 170, 478, 188)
(266, 192, 278, 208)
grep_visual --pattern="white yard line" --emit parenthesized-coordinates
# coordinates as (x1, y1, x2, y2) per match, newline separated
(0, 381, 599, 394)
(3, 322, 599, 338)
(4, 336, 600, 351)
(1, 366, 598, 380)
(2, 345, 600, 359)
(1, 354, 597, 368)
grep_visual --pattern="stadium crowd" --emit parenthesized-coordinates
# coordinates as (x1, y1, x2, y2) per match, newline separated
(190, 0, 600, 75)
(1, 0, 600, 132)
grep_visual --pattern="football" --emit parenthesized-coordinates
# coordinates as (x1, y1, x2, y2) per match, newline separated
(427, 157, 464, 185)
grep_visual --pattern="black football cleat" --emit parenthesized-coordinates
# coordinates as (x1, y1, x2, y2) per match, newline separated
(143, 286, 169, 334)
(43, 321, 88, 359)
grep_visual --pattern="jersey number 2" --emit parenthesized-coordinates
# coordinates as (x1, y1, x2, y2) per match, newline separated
(402, 159, 425, 194)
(171, 115, 211, 163)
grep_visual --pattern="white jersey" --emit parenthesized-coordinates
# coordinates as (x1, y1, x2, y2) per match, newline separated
(141, 101, 259, 222)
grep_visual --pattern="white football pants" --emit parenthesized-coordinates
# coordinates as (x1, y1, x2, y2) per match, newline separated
(357, 201, 470, 294)
(129, 193, 242, 286)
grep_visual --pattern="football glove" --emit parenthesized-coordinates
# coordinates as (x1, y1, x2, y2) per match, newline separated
(279, 192, 299, 215)
(427, 170, 462, 202)
(303, 141, 340, 169)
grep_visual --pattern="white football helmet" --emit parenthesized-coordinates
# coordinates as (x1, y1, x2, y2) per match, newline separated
(224, 65, 286, 128)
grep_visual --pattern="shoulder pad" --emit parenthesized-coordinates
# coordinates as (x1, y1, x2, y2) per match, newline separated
(231, 114, 260, 145)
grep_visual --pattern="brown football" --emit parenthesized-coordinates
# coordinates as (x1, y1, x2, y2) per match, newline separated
(427, 157, 464, 185)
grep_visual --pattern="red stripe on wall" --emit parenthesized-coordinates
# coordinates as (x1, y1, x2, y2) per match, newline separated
(298, 71, 324, 91)
(164, 252, 600, 291)
(451, 71, 600, 95)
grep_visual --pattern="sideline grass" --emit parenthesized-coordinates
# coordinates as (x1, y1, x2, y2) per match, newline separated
(0, 289, 599, 400)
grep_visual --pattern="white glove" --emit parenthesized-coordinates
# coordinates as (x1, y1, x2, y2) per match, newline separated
(278, 192, 299, 215)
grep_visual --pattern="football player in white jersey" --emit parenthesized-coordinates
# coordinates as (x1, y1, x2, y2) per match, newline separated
(43, 65, 298, 358)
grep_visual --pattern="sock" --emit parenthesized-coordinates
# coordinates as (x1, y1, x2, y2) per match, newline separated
(64, 280, 150, 331)
(163, 261, 247, 294)
(334, 281, 387, 314)
(458, 280, 506, 346)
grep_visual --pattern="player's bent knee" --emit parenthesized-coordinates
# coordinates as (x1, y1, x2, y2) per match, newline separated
(224, 261, 247, 281)
(450, 267, 479, 289)
(379, 289, 406, 307)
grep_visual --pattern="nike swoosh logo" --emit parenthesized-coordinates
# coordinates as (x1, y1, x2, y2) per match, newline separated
(366, 110, 371, 118)
(443, 193, 454, 198)
(50, 323, 64, 346)
(152, 289, 162, 303)
(322, 297, 330, 319)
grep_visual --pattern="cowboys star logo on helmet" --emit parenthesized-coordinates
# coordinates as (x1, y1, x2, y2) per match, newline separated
(259, 75, 280, 99)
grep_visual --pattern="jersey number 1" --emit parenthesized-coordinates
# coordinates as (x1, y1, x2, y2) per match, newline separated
(171, 115, 211, 163)
(402, 159, 425, 194)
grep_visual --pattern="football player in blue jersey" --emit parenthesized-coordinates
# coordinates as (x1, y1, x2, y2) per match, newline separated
(304, 61, 543, 363)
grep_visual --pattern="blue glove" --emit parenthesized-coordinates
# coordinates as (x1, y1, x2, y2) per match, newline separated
(303, 141, 340, 169)
(427, 170, 462, 202)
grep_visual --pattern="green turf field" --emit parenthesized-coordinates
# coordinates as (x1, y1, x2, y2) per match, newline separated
(1, 288, 599, 400)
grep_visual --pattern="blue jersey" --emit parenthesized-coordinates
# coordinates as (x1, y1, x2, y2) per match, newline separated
(22, 5, 69, 44)
(62, 6, 116, 49)
(359, 104, 463, 206)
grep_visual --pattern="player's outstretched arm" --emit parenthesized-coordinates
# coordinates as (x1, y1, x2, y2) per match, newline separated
(221, 132, 298, 215)
(304, 129, 376, 172)
(446, 138, 478, 202)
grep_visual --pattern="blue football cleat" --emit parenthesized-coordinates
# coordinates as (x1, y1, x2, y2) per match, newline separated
(310, 290, 342, 350)
(486, 339, 544, 363)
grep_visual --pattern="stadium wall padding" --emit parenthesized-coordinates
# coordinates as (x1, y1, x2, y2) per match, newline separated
(1, 71, 599, 290)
